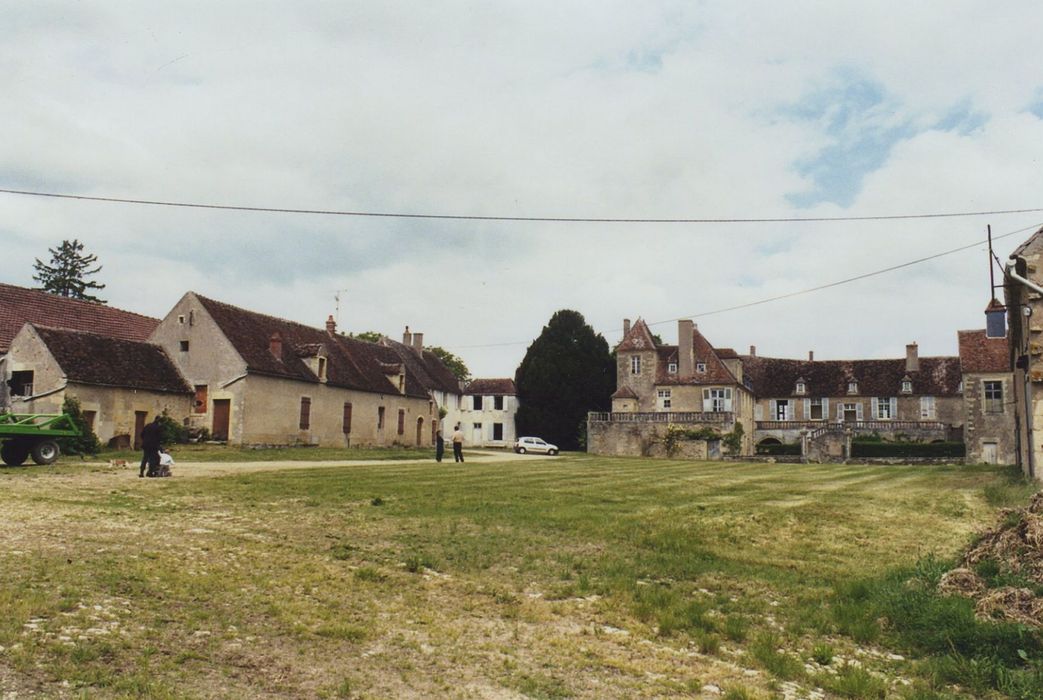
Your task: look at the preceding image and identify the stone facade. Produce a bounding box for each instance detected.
[1005,225,1043,479]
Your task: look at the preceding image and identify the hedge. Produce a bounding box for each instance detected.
[851,441,965,459]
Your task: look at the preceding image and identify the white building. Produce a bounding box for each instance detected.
[444,378,518,448]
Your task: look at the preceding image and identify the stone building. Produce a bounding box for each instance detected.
[1,283,158,410]
[379,328,463,427]
[446,378,518,448]
[1004,224,1043,480]
[5,324,192,446]
[149,292,442,447]
[958,329,1016,465]
[588,319,755,457]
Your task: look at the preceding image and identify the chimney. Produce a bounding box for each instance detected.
[749,345,756,357]
[678,319,694,376]
[412,332,424,353]
[906,343,919,372]
[808,350,814,361]
[269,332,283,359]
[623,318,631,336]
[325,315,336,334]
[402,325,412,345]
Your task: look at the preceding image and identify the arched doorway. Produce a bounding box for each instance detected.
[416,417,424,446]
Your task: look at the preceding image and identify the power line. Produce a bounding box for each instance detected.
[449,221,1043,349]
[1,186,1042,224]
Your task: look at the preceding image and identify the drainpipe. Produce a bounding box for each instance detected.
[1006,262,1038,479]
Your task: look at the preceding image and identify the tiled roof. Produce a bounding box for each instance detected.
[958,329,1010,373]
[381,338,462,395]
[611,385,638,400]
[0,283,158,353]
[465,378,516,396]
[715,347,739,359]
[1008,225,1043,260]
[31,325,191,394]
[740,354,963,398]
[656,327,738,386]
[616,319,657,352]
[195,295,428,398]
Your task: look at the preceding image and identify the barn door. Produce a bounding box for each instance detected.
[212,399,231,441]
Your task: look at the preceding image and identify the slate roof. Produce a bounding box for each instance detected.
[195,295,428,398]
[31,325,191,394]
[0,283,158,353]
[958,329,1010,373]
[465,378,516,396]
[381,338,462,395]
[740,354,963,398]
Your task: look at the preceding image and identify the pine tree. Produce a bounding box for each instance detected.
[32,239,107,303]
[514,310,615,451]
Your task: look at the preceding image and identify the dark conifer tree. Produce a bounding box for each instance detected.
[32,239,107,303]
[514,310,615,451]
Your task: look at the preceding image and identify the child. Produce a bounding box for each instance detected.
[156,448,175,477]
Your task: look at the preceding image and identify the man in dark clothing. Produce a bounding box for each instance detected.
[139,417,163,477]
[435,430,445,462]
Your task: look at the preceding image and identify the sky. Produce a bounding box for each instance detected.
[3,2,1043,378]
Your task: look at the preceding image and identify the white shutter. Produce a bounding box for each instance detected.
[890,397,897,419]
[871,397,878,419]
[803,399,810,420]
[822,398,829,420]
[754,404,763,421]
[838,402,845,421]
[724,389,733,412]
[703,389,712,412]
[856,403,864,421]
[769,399,777,419]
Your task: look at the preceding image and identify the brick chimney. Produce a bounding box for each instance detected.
[325,315,336,334]
[623,318,631,336]
[808,350,814,361]
[402,325,412,345]
[269,332,283,359]
[412,332,424,354]
[906,342,919,372]
[678,319,694,377]
[749,345,756,357]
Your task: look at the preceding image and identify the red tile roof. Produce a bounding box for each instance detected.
[958,329,1010,373]
[465,378,516,396]
[616,319,657,351]
[611,385,638,400]
[740,354,962,397]
[656,327,738,386]
[30,325,191,394]
[0,283,158,353]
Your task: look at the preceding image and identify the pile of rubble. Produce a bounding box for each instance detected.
[938,492,1043,627]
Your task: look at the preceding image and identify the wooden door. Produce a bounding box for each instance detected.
[416,417,423,446]
[983,442,998,465]
[212,399,231,441]
[133,411,147,450]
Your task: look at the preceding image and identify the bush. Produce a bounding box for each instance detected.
[58,396,101,456]
[850,441,965,459]
[156,410,189,445]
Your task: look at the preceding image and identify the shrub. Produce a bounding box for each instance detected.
[850,441,965,459]
[58,396,101,456]
[156,410,189,445]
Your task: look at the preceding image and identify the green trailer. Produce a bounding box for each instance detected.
[0,413,80,466]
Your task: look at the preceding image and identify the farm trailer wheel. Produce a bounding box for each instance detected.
[31,440,61,465]
[1,440,30,466]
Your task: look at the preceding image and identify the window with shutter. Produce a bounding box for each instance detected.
[299,397,311,430]
[343,402,353,434]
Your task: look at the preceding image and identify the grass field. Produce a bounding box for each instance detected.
[0,455,1037,699]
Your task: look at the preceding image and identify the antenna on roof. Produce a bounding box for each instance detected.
[333,289,349,327]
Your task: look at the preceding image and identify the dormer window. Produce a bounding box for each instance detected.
[795,380,806,395]
[847,381,859,395]
[668,362,677,374]
[901,379,912,394]
[317,357,327,382]
[696,362,707,373]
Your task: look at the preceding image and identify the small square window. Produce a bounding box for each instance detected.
[179,340,190,352]
[795,382,806,395]
[847,382,858,394]
[696,362,707,373]
[177,315,185,325]
[668,362,677,374]
[901,380,912,394]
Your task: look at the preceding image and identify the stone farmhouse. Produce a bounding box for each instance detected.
[589,315,1016,464]
[149,292,456,447]
[443,378,518,448]
[1004,224,1043,480]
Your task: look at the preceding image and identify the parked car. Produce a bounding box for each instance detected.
[513,436,558,455]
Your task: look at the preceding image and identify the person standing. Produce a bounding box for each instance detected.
[435,429,445,463]
[451,424,465,463]
[139,416,163,478]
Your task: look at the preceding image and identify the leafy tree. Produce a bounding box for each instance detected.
[428,346,471,382]
[514,310,615,451]
[351,331,384,343]
[58,396,101,457]
[32,239,107,303]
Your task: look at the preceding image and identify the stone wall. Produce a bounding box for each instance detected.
[586,420,719,459]
[963,372,1018,465]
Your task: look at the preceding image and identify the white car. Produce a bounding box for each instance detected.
[513,436,558,455]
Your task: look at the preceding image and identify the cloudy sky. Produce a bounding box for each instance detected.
[3,2,1043,377]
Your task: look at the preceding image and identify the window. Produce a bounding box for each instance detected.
[984,381,1004,413]
[774,399,790,420]
[842,403,859,422]
[317,357,327,381]
[473,395,483,410]
[809,398,824,420]
[657,389,672,409]
[397,409,406,435]
[177,314,185,324]
[875,397,895,420]
[299,397,311,430]
[703,388,732,412]
[342,402,353,434]
[494,395,504,410]
[668,362,677,374]
[9,370,33,397]
[179,340,190,352]
[81,410,96,431]
[696,362,707,373]
[901,379,912,394]
[920,396,935,419]
[493,423,503,441]
[378,406,385,430]
[795,381,806,395]
[194,385,208,414]
[847,381,858,394]
[631,356,641,374]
